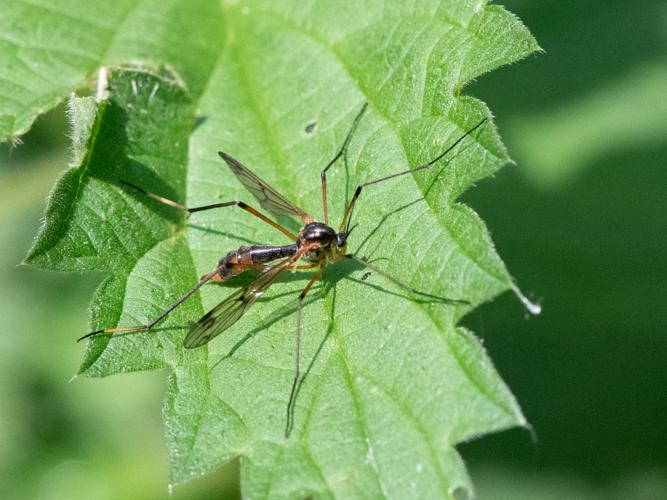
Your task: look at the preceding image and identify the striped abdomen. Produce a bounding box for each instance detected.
[215,244,298,280]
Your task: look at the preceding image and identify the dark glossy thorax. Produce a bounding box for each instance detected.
[300,222,337,262]
[301,222,336,245]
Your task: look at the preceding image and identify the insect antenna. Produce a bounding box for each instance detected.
[119,179,298,240]
[339,118,488,232]
[365,117,487,189]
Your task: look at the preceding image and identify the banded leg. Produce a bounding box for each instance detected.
[120,180,297,240]
[345,255,469,305]
[320,103,368,224]
[81,257,320,342]
[78,267,223,341]
[285,264,325,437]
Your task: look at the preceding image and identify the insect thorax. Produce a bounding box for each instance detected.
[301,222,336,243]
[304,247,326,262]
[300,222,337,262]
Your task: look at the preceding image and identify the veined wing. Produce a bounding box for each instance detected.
[218,151,312,222]
[183,252,302,348]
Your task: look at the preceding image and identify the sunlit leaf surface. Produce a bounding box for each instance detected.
[19,1,538,496]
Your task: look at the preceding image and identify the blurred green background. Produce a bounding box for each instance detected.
[1,1,665,498]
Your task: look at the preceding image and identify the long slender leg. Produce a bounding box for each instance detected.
[288,262,320,271]
[78,255,288,341]
[212,262,317,283]
[285,264,325,438]
[320,103,368,224]
[345,255,469,305]
[78,267,225,341]
[120,181,297,240]
[82,253,314,343]
[338,118,488,233]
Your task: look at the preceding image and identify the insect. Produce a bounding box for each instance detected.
[79,104,487,436]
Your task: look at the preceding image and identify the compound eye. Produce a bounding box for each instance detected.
[336,233,347,247]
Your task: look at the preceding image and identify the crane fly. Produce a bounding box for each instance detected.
[79,104,488,437]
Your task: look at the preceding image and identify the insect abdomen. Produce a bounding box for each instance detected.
[215,244,298,280]
[247,244,298,264]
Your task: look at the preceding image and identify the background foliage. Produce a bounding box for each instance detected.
[1,0,666,499]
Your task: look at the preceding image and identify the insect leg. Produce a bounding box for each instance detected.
[344,255,469,305]
[120,181,297,240]
[222,262,315,278]
[285,264,325,438]
[287,262,320,271]
[78,267,222,342]
[320,103,368,224]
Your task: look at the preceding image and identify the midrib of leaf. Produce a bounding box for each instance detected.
[96,0,138,64]
[229,30,299,203]
[329,321,451,496]
[334,344,392,496]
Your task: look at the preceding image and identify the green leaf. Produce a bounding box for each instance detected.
[20,1,539,497]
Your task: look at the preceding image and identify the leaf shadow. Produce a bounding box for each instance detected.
[205,249,451,436]
[83,99,185,225]
[285,284,337,437]
[120,159,185,224]
[208,285,322,372]
[194,115,207,131]
[352,197,423,257]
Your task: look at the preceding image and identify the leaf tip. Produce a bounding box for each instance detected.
[510,283,542,315]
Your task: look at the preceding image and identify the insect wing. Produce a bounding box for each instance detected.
[183,256,297,348]
[218,151,311,222]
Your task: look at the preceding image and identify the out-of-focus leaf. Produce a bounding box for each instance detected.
[507,63,667,188]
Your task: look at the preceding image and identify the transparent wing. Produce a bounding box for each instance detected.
[218,151,311,222]
[183,253,301,348]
